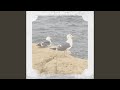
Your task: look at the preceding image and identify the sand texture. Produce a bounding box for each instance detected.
[32,43,88,75]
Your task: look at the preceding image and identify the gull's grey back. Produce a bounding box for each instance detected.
[57,43,70,51]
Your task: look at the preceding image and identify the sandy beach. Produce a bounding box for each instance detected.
[32,43,88,75]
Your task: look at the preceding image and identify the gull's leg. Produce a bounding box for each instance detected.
[66,50,68,56]
[55,48,58,57]
[64,50,67,57]
[64,51,66,57]
[65,49,69,57]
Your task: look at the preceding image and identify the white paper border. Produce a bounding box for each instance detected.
[26,11,94,79]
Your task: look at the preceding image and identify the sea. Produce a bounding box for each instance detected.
[32,16,88,60]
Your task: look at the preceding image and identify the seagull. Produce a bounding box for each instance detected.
[50,34,73,56]
[37,36,52,48]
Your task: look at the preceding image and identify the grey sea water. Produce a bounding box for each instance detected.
[32,16,88,60]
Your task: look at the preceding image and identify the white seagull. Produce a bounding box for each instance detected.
[37,36,52,48]
[50,34,73,56]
